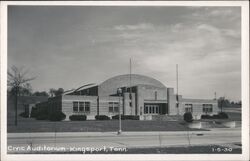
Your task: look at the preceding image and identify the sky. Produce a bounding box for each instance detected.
[8,6,241,101]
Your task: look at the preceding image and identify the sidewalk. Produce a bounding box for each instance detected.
[8,127,241,138]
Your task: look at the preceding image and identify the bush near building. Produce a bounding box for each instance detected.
[95,115,110,120]
[69,115,87,121]
[49,112,66,121]
[36,114,48,120]
[30,107,38,118]
[183,112,193,122]
[112,115,139,120]
[19,112,29,118]
[201,112,229,119]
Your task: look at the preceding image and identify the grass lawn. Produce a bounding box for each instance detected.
[8,117,205,133]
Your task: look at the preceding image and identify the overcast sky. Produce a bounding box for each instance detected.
[8,6,241,101]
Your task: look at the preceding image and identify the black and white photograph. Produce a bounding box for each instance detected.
[0,1,249,161]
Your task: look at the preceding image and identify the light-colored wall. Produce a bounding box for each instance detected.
[62,95,123,120]
[167,88,177,115]
[62,95,98,120]
[98,96,122,118]
[179,98,219,119]
[123,92,136,115]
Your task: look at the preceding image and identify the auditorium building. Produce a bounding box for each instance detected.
[36,74,219,120]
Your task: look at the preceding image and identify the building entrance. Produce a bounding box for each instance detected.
[144,103,168,115]
[144,104,159,114]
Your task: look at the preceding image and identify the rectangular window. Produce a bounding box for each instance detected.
[114,106,119,112]
[185,104,193,113]
[109,106,113,112]
[85,102,90,112]
[73,102,78,112]
[156,107,159,113]
[144,106,148,114]
[109,102,119,113]
[203,104,213,113]
[73,101,90,113]
[79,102,84,111]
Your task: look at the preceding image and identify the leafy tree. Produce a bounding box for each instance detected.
[49,88,64,97]
[33,91,49,97]
[19,83,33,96]
[7,66,35,126]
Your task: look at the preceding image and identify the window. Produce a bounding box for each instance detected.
[73,102,78,112]
[144,106,148,114]
[203,104,213,113]
[109,102,119,113]
[109,106,113,112]
[85,102,90,112]
[79,102,84,111]
[155,106,159,113]
[185,104,193,113]
[144,104,160,114]
[114,106,119,112]
[72,101,90,113]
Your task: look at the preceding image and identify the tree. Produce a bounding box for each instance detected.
[7,66,35,126]
[218,97,232,111]
[19,83,33,96]
[33,91,49,97]
[183,112,193,123]
[49,88,64,97]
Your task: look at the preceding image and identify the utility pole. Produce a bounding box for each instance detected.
[117,88,122,135]
[130,58,132,115]
[176,64,179,115]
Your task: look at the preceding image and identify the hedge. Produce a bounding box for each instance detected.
[49,112,66,121]
[69,115,87,121]
[201,112,229,119]
[36,114,48,120]
[19,112,29,118]
[183,112,193,122]
[95,115,110,120]
[112,115,139,120]
[30,107,38,118]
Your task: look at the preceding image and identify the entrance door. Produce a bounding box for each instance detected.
[144,104,160,114]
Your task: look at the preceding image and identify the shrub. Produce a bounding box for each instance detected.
[30,107,38,118]
[95,115,110,120]
[183,112,193,122]
[69,115,87,121]
[201,115,213,119]
[49,111,66,121]
[36,114,48,120]
[218,112,229,119]
[19,112,29,118]
[201,112,229,119]
[112,115,139,120]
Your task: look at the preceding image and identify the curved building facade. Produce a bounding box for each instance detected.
[38,74,219,120]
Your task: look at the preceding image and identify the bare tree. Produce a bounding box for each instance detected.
[8,66,35,126]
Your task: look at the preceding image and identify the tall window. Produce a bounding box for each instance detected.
[185,104,193,113]
[144,105,160,114]
[109,102,119,113]
[72,101,90,113]
[73,102,78,112]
